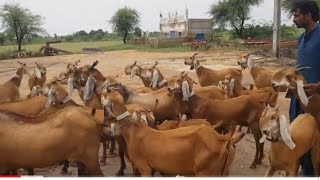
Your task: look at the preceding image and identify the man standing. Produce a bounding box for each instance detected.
[290,0,320,176]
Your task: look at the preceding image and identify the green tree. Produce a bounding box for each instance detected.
[208,0,263,38]
[0,33,6,45]
[0,3,45,51]
[282,0,320,12]
[134,27,142,37]
[109,6,140,44]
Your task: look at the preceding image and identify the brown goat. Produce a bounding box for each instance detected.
[271,66,320,127]
[169,74,269,169]
[238,53,286,92]
[259,106,320,176]
[125,60,178,90]
[223,75,279,107]
[101,88,245,176]
[0,62,28,104]
[0,106,103,176]
[28,62,47,91]
[184,53,242,87]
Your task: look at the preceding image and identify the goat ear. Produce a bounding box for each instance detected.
[153,61,159,68]
[83,76,96,101]
[133,60,137,66]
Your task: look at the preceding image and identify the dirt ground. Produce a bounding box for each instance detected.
[0,50,293,177]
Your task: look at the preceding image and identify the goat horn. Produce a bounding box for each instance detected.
[89,60,99,71]
[74,60,80,65]
[153,61,159,67]
[296,66,311,72]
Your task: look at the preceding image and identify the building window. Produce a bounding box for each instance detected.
[164,33,167,37]
[179,32,182,37]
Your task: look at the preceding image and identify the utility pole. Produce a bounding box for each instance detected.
[273,0,281,58]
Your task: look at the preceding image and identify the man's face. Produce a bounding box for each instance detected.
[293,9,308,28]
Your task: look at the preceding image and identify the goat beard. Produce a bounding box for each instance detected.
[151,70,159,88]
[67,78,74,96]
[296,80,309,106]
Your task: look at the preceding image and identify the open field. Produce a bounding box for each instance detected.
[0,50,293,177]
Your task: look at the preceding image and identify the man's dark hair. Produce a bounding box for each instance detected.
[291,1,320,22]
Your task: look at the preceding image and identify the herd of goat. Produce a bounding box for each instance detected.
[0,52,319,176]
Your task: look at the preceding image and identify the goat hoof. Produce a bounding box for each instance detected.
[116,170,125,176]
[61,170,68,175]
[250,164,256,169]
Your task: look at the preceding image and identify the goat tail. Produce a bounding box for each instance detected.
[227,121,236,141]
[91,108,96,117]
[220,121,236,176]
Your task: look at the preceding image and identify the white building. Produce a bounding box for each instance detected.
[159,9,213,41]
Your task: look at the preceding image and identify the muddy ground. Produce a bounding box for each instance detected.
[0,50,294,177]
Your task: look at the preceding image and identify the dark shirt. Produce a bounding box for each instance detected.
[290,24,320,121]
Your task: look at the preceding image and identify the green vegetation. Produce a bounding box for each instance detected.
[109,6,141,44]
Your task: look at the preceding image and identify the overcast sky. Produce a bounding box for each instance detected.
[0,0,293,36]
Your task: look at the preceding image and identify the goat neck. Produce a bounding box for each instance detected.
[7,67,25,87]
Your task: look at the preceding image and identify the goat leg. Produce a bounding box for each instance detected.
[100,140,107,166]
[250,125,262,169]
[61,160,69,174]
[77,162,89,177]
[264,167,276,177]
[26,168,34,175]
[108,138,117,157]
[116,136,127,176]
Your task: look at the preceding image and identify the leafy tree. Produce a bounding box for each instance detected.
[134,27,142,37]
[208,0,263,38]
[109,6,140,44]
[0,3,45,51]
[0,33,6,45]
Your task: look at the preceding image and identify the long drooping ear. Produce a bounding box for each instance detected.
[34,68,41,78]
[182,80,191,101]
[67,77,74,96]
[279,115,296,150]
[229,78,235,96]
[296,79,309,106]
[130,66,139,78]
[151,69,159,88]
[247,57,254,71]
[83,75,96,101]
[46,88,57,107]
